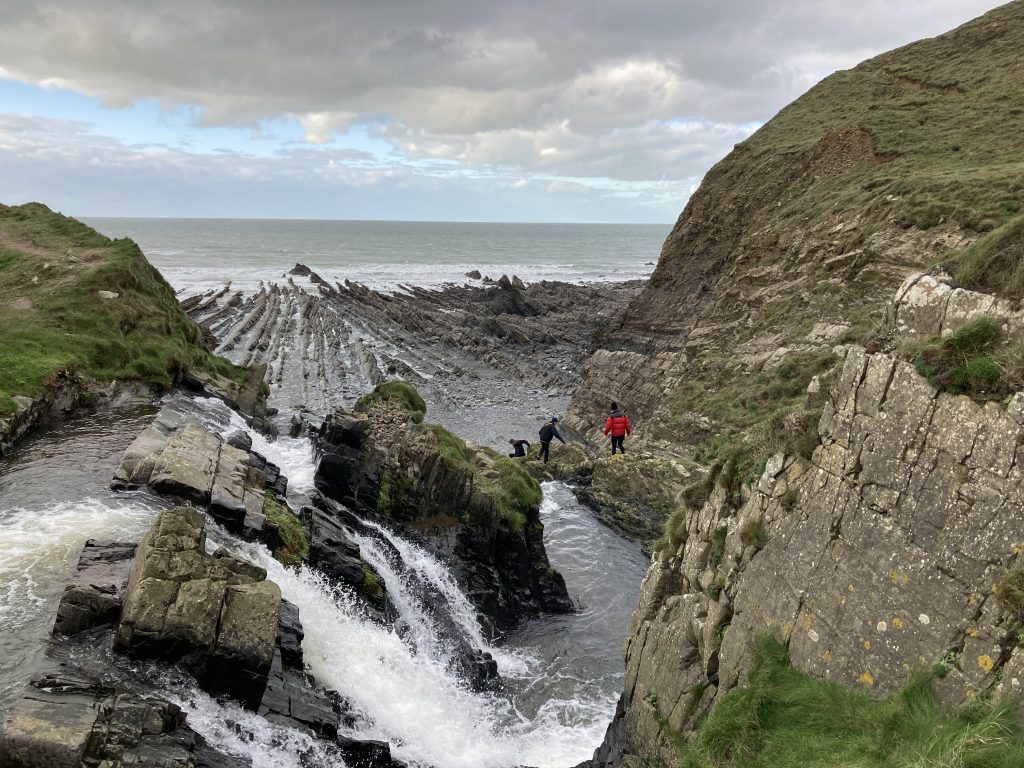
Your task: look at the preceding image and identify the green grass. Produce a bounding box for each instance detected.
[675,635,1024,768]
[356,380,427,422]
[0,203,243,416]
[655,507,691,554]
[901,316,1022,399]
[263,492,309,569]
[739,516,768,551]
[422,418,542,532]
[996,568,1024,623]
[954,213,1024,298]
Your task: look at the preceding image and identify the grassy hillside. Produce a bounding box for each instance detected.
[618,1,1024,479]
[728,0,1023,238]
[0,202,240,416]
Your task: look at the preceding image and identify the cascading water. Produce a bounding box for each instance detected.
[0,397,650,767]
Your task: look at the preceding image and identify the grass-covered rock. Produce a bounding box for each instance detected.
[672,636,1024,768]
[315,381,572,629]
[0,202,242,417]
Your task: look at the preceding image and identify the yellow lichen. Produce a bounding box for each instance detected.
[892,617,905,629]
[889,569,910,586]
[858,672,875,686]
[978,655,995,673]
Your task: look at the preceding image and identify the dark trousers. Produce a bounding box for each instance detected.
[540,440,551,463]
[611,435,625,455]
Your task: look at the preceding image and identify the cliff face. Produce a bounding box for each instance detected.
[594,277,1024,766]
[566,1,1024,446]
[580,3,1024,765]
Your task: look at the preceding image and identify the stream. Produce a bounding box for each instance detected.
[0,398,649,767]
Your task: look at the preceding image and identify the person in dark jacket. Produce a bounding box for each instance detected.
[538,417,565,464]
[508,438,531,458]
[604,401,631,455]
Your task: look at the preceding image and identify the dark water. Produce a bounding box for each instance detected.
[0,407,165,717]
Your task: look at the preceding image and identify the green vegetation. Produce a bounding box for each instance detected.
[671,349,833,502]
[674,635,1024,768]
[356,380,427,422]
[739,516,768,551]
[655,507,691,554]
[263,492,309,569]
[0,203,242,416]
[996,568,1024,623]
[360,562,384,602]
[901,316,1024,399]
[708,526,728,567]
[954,213,1024,299]
[728,3,1024,236]
[423,421,540,532]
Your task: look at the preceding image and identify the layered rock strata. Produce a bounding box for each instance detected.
[112,405,284,541]
[183,267,642,422]
[313,391,572,631]
[589,331,1024,766]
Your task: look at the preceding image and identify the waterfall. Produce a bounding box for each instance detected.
[0,397,647,768]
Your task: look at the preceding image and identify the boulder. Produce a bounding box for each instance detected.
[114,507,281,710]
[52,540,137,636]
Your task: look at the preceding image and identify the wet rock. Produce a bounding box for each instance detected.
[336,735,406,768]
[53,540,137,636]
[114,507,281,710]
[112,406,283,542]
[0,669,245,768]
[465,269,482,279]
[313,389,572,630]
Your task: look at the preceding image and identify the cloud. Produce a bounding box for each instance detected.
[0,0,1006,216]
[0,113,692,221]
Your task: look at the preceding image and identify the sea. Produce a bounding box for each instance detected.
[84,218,669,294]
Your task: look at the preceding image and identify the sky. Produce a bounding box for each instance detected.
[0,0,1008,223]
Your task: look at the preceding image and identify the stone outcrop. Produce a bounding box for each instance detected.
[112,405,284,542]
[892,270,1024,341]
[530,442,704,547]
[183,264,642,420]
[590,333,1024,766]
[313,387,572,631]
[52,539,137,637]
[114,507,281,710]
[0,668,246,768]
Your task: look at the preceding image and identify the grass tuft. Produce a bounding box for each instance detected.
[996,568,1024,622]
[955,213,1024,299]
[902,316,1017,398]
[674,634,1024,768]
[356,380,427,422]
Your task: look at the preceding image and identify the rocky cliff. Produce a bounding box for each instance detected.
[0,202,269,456]
[579,3,1024,765]
[566,1,1024,450]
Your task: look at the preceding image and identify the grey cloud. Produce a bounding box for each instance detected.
[0,0,1005,194]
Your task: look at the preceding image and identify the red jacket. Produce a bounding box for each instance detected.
[604,411,631,437]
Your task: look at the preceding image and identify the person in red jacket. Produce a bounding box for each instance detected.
[604,401,631,455]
